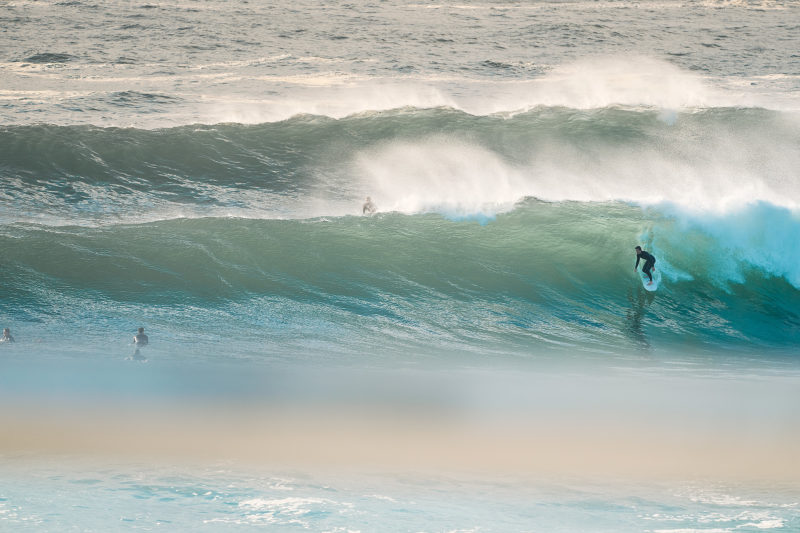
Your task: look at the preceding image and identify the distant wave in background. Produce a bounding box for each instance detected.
[3,44,800,127]
[2,105,799,224]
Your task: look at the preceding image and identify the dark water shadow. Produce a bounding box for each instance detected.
[626,286,655,352]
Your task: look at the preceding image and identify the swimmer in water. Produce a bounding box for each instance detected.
[132,327,148,360]
[1,328,14,343]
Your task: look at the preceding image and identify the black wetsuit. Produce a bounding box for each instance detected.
[635,250,656,281]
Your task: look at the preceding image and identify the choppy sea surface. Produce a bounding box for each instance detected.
[2,0,800,531]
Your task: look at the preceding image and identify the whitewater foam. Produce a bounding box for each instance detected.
[351,109,800,217]
[355,137,523,217]
[200,56,746,125]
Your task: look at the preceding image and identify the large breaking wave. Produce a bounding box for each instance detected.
[1,201,799,358]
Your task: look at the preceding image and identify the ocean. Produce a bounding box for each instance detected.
[1,0,800,531]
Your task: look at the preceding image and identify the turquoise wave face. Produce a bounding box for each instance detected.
[2,200,798,360]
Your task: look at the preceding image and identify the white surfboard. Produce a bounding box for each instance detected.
[639,267,661,291]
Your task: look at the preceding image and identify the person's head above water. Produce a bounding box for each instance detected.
[137,327,144,334]
[2,328,9,335]
[635,246,642,254]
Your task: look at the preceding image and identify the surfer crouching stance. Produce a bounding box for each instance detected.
[635,246,657,285]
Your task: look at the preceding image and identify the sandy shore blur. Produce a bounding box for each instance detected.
[2,403,798,481]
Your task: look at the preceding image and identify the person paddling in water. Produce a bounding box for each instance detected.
[635,246,657,285]
[362,196,376,215]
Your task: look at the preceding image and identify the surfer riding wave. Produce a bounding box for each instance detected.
[635,246,656,285]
